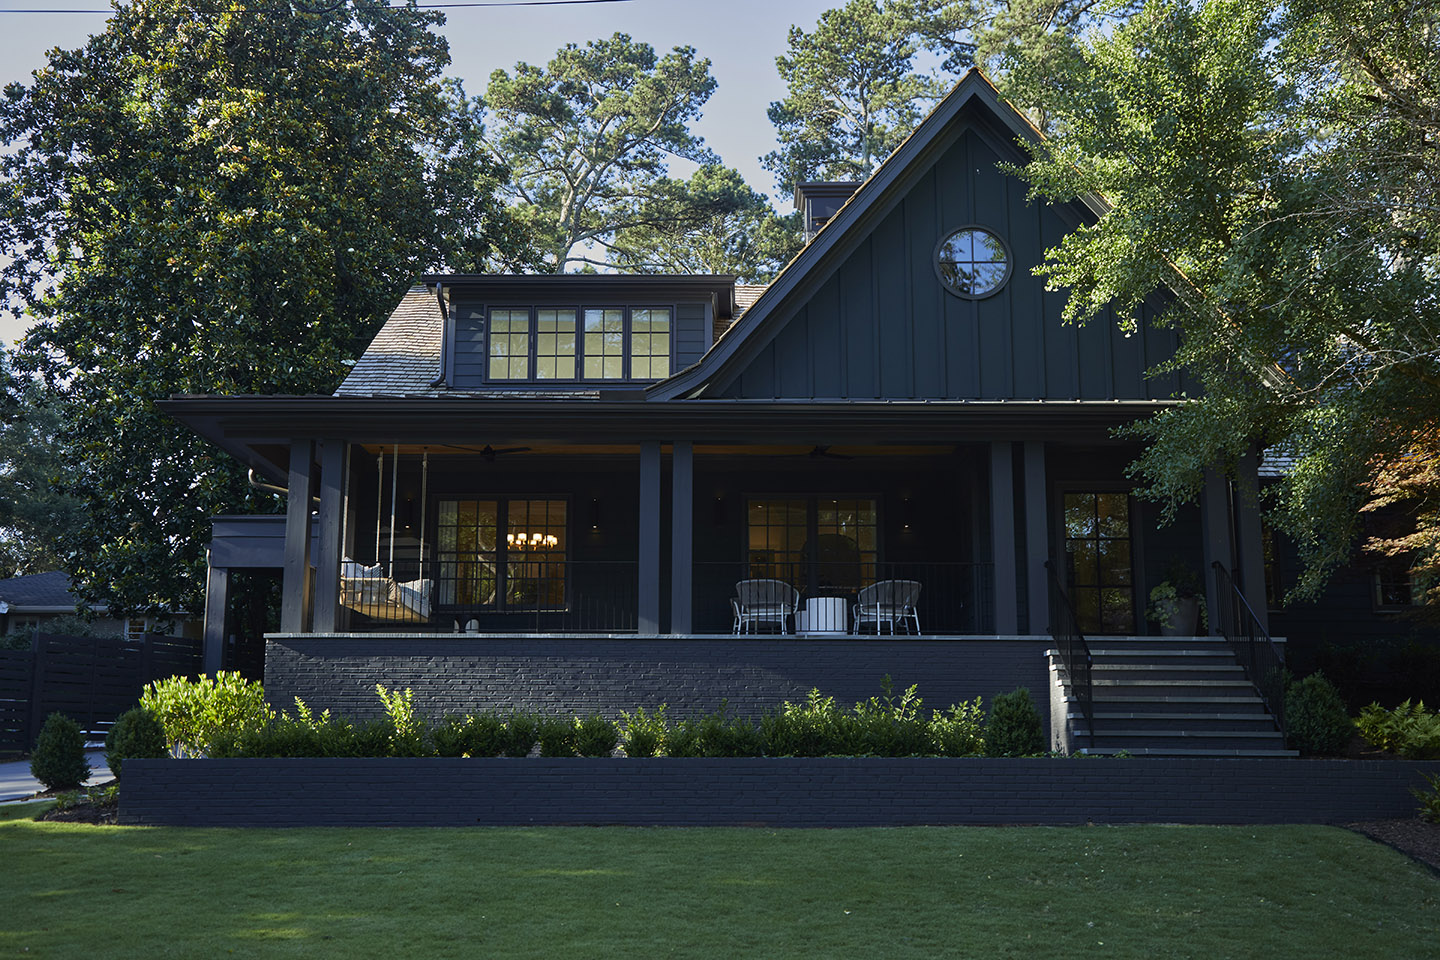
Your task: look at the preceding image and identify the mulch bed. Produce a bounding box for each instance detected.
[1346,819,1440,873]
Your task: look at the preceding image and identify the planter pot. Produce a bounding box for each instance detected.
[1155,597,1200,636]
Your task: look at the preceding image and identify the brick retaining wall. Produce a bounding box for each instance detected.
[264,635,1052,725]
[120,757,1440,827]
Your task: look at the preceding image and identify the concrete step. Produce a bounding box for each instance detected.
[1090,664,1246,681]
[1079,712,1280,733]
[1082,695,1271,715]
[1077,746,1300,758]
[1072,731,1289,751]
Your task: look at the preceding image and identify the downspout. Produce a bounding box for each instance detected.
[249,468,320,505]
[429,281,451,388]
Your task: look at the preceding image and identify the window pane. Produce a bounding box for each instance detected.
[437,499,498,606]
[748,499,807,586]
[629,307,671,381]
[488,310,530,380]
[583,308,625,379]
[506,499,567,609]
[535,309,576,380]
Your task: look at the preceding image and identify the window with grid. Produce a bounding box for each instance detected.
[535,309,577,380]
[629,308,671,379]
[1063,492,1135,634]
[437,499,567,610]
[583,308,625,379]
[487,309,530,380]
[747,497,878,594]
[747,499,807,587]
[814,499,878,593]
[505,500,567,609]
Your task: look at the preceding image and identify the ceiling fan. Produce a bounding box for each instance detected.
[444,443,532,461]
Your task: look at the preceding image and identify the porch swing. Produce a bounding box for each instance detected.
[340,446,434,623]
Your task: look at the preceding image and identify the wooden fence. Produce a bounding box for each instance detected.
[0,633,202,755]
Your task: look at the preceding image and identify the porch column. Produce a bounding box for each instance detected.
[638,440,662,633]
[281,439,314,633]
[990,441,1018,635]
[670,440,693,634]
[1234,448,1269,635]
[312,439,347,633]
[1199,466,1233,637]
[1023,441,1049,635]
[201,557,228,674]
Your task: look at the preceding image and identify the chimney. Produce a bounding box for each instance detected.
[795,181,862,242]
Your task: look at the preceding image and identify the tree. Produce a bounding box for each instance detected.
[762,0,946,193]
[609,165,804,282]
[0,350,82,578]
[993,0,1440,606]
[482,33,731,273]
[0,0,511,615]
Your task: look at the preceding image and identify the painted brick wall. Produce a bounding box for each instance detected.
[121,757,1440,828]
[264,635,1052,725]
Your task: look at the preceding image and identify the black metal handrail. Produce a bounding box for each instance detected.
[1211,562,1287,735]
[1045,560,1093,749]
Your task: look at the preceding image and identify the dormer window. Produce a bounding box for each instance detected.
[487,305,671,382]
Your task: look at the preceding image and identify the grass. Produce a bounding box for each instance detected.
[3,821,1437,958]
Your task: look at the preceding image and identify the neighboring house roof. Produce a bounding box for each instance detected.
[336,286,443,397]
[0,570,96,614]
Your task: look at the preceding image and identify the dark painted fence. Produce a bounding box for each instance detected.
[0,633,202,754]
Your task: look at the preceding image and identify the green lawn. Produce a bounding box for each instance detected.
[4,821,1437,958]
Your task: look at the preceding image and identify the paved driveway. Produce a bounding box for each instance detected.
[0,751,111,802]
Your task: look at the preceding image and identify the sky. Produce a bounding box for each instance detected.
[0,0,841,345]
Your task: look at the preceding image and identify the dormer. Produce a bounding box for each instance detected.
[426,274,737,391]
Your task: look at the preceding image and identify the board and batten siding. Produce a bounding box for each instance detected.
[716,128,1181,402]
[449,300,710,389]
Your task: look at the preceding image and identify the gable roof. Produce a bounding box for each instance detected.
[647,69,1103,402]
[0,570,90,613]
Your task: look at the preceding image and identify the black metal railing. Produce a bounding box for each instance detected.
[1212,561,1287,735]
[1046,559,1093,749]
[339,559,639,634]
[692,561,995,635]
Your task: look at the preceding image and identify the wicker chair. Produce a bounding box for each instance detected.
[733,579,800,634]
[853,579,922,635]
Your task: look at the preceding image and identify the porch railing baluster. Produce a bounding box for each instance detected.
[1211,562,1287,736]
[1045,560,1093,751]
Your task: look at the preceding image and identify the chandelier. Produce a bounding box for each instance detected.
[507,532,559,550]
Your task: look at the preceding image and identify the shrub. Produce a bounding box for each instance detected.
[928,699,986,757]
[104,707,167,778]
[1415,773,1440,824]
[984,688,1045,757]
[619,705,668,757]
[1356,700,1440,759]
[536,717,576,757]
[851,678,929,757]
[140,671,272,757]
[375,685,428,757]
[664,718,702,757]
[573,714,618,757]
[692,705,763,757]
[30,712,90,791]
[761,690,851,757]
[1284,673,1353,756]
[499,714,538,757]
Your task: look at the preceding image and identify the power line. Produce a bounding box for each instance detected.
[0,0,640,11]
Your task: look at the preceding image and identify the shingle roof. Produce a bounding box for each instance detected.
[717,284,769,341]
[0,570,80,609]
[335,287,442,397]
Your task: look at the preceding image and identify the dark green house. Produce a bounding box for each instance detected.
[167,70,1299,755]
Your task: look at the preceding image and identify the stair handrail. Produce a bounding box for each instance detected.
[1045,560,1094,750]
[1211,562,1287,736]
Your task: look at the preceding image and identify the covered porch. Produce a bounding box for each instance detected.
[170,397,1270,673]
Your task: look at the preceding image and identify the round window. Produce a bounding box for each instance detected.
[934,226,1011,299]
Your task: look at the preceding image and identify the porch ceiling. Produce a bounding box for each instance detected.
[161,395,1177,481]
